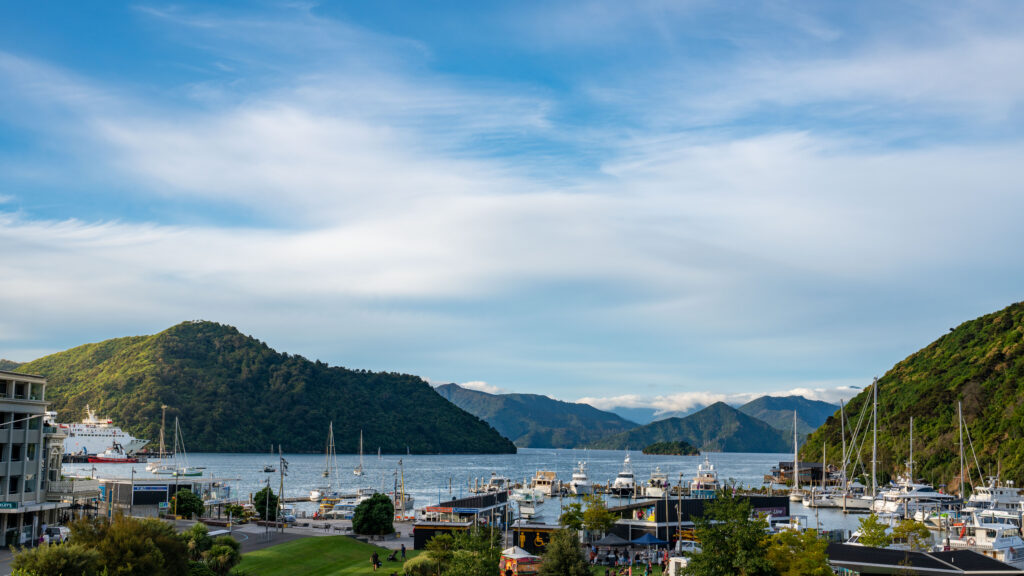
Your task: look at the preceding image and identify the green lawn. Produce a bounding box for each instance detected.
[236,536,419,576]
[236,536,666,576]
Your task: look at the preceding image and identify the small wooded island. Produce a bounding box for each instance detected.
[641,440,700,455]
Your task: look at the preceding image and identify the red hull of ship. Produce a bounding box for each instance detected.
[86,456,138,463]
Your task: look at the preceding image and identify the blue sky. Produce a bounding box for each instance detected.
[2,1,1024,414]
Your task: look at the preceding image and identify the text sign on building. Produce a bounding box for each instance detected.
[0,502,18,510]
[133,485,167,492]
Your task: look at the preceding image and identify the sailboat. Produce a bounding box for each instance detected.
[354,430,365,476]
[790,411,803,502]
[262,445,277,473]
[146,405,173,474]
[170,417,203,476]
[310,422,340,502]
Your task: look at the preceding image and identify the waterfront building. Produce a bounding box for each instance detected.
[608,495,791,545]
[412,491,509,549]
[0,370,73,546]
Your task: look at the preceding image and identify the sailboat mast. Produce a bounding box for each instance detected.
[793,410,799,492]
[872,377,878,498]
[159,405,167,458]
[840,399,847,488]
[909,416,914,481]
[959,402,965,497]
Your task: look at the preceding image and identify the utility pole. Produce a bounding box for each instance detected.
[278,445,287,534]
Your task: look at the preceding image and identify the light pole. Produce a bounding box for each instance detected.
[129,468,135,517]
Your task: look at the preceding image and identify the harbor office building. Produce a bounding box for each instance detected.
[412,492,509,549]
[608,495,791,544]
[0,370,73,546]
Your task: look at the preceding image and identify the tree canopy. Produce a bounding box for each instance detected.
[174,489,205,518]
[353,493,395,536]
[683,493,774,576]
[253,486,279,521]
[539,529,590,576]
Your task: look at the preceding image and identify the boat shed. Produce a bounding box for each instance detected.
[826,543,1024,575]
[608,495,790,544]
[412,491,509,549]
[96,476,238,518]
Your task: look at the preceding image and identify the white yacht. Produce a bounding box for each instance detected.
[476,472,512,494]
[642,467,670,498]
[55,406,150,456]
[568,461,592,496]
[964,478,1024,512]
[529,470,560,497]
[690,455,719,499]
[945,521,1024,568]
[871,476,959,516]
[610,453,636,497]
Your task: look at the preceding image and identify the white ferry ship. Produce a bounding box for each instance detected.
[49,405,150,456]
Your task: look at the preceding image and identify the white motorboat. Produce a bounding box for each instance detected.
[512,488,544,503]
[643,467,670,498]
[529,470,560,497]
[690,455,719,499]
[871,476,959,516]
[610,453,636,497]
[475,472,512,494]
[945,521,1024,568]
[568,461,592,496]
[965,478,1024,512]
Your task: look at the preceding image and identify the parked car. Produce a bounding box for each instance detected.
[43,525,70,543]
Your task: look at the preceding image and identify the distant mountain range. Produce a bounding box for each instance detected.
[14,321,516,454]
[435,383,636,448]
[737,395,838,435]
[588,402,794,452]
[0,359,22,371]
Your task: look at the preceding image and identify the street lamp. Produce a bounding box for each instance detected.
[130,468,135,517]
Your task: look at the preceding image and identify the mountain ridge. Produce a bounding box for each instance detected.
[16,321,516,454]
[436,383,636,448]
[588,402,793,452]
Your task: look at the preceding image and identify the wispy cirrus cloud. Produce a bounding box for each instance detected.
[2,2,1024,403]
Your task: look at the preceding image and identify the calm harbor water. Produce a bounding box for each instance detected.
[63,448,864,533]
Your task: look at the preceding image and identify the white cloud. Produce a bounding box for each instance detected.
[578,383,863,413]
[458,381,506,395]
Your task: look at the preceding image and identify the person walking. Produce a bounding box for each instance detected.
[401,543,406,560]
[371,551,379,572]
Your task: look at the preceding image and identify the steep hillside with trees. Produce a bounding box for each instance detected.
[803,301,1024,491]
[17,321,516,454]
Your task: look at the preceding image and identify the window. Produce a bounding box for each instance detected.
[26,445,36,461]
[23,475,34,494]
[0,380,8,396]
[9,475,19,494]
[10,445,21,461]
[12,414,24,430]
[14,382,26,399]
[27,416,39,430]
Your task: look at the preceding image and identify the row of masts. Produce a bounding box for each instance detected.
[794,376,986,499]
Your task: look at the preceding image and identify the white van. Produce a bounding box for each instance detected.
[43,526,70,544]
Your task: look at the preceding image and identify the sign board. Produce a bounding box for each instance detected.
[0,502,17,510]
[424,506,453,514]
[133,485,167,492]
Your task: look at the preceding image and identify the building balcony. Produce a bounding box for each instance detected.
[47,479,100,500]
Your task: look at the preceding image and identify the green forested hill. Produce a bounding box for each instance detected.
[17,321,516,454]
[435,383,636,448]
[803,301,1024,492]
[588,402,792,452]
[738,395,838,435]
[0,359,23,371]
